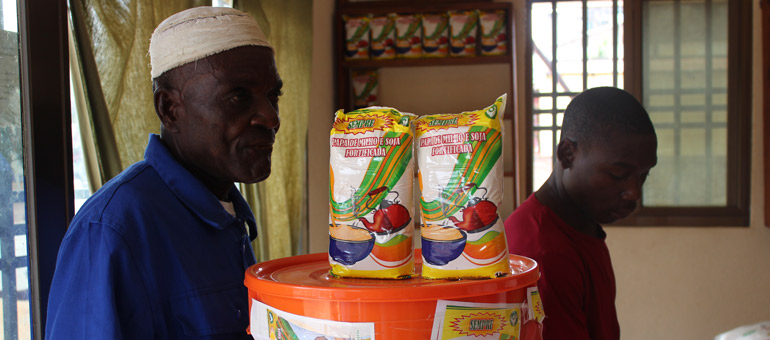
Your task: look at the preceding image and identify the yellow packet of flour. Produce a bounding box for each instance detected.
[480,9,507,56]
[370,14,396,60]
[415,94,511,280]
[351,70,379,109]
[343,15,370,60]
[422,12,449,58]
[329,107,416,279]
[395,14,422,58]
[449,10,478,57]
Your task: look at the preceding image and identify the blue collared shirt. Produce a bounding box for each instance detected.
[46,134,257,339]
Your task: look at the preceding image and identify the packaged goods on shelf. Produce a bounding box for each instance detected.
[480,9,507,56]
[422,12,449,58]
[370,14,397,60]
[449,10,479,57]
[343,15,370,60]
[395,14,422,58]
[351,70,379,109]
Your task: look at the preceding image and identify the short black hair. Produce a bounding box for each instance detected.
[561,87,656,145]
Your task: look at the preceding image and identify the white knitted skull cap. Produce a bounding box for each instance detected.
[149,6,272,79]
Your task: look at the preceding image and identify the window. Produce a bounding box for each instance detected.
[70,76,92,213]
[530,0,624,190]
[212,0,234,7]
[527,0,751,226]
[641,0,729,207]
[0,0,32,338]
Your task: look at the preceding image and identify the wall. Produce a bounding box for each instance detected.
[309,1,769,339]
[607,2,770,339]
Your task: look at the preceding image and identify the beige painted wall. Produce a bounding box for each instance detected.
[308,1,769,339]
[607,2,770,339]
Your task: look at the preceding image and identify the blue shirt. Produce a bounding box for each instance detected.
[46,134,257,339]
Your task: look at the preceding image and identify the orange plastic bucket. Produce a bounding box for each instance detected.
[245,249,540,339]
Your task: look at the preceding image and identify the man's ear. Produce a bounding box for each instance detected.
[556,138,577,169]
[154,88,182,133]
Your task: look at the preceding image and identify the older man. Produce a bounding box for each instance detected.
[46,7,281,339]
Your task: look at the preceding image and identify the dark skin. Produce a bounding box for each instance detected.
[153,46,283,201]
[535,130,657,237]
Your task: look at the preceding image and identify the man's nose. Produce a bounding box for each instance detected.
[621,176,642,201]
[250,101,280,132]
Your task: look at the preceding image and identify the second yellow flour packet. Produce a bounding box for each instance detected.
[415,94,511,279]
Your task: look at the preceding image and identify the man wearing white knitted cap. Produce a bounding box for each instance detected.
[46,7,280,339]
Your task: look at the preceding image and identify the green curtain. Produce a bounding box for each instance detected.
[69,0,311,261]
[237,0,311,261]
[69,0,209,181]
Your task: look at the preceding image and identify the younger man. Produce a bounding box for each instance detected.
[505,87,657,340]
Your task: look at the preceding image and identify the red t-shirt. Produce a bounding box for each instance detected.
[505,194,619,340]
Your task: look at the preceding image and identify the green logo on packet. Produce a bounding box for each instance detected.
[485,105,498,119]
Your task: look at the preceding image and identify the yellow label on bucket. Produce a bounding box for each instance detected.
[527,287,545,324]
[432,300,521,340]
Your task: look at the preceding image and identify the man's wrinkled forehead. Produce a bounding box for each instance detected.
[149,6,272,80]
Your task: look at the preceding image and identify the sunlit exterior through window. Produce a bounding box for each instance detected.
[531,0,624,191]
[0,0,32,338]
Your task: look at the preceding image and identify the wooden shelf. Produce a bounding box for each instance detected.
[334,1,514,113]
[337,1,505,15]
[340,55,511,69]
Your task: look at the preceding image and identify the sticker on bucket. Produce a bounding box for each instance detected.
[526,287,545,324]
[250,300,375,340]
[431,300,522,340]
